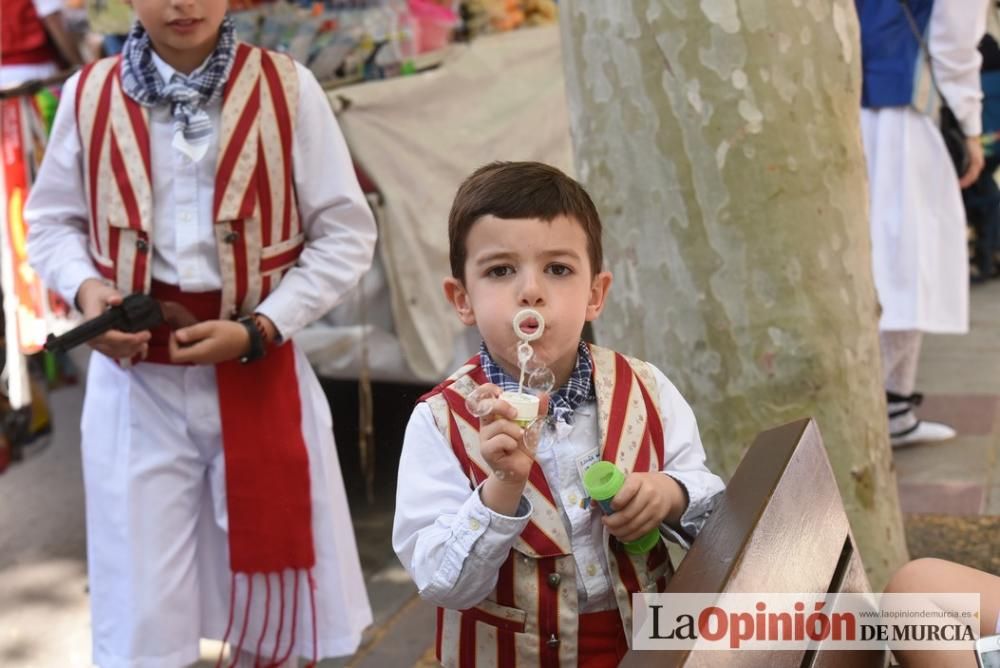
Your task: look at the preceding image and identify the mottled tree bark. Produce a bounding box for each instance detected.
[560,0,907,588]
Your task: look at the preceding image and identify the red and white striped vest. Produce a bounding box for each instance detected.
[73,44,304,319]
[421,344,674,667]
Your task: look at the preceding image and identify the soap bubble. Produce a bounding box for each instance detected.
[517,341,534,368]
[465,384,500,418]
[525,366,556,396]
[522,416,550,455]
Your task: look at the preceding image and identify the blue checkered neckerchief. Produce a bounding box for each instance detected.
[479,340,595,422]
[120,16,236,161]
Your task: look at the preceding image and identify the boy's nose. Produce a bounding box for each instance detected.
[518,275,545,306]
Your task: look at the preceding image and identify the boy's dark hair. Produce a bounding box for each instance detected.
[448,161,603,281]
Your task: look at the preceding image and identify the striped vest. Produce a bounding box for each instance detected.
[73,44,304,319]
[421,344,674,667]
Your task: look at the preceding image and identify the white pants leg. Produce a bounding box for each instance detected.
[82,345,372,668]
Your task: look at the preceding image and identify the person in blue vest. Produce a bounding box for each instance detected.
[964,34,1000,284]
[857,0,988,447]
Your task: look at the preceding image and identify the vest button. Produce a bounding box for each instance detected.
[135,238,149,253]
[224,231,240,244]
[547,573,561,589]
[546,634,560,649]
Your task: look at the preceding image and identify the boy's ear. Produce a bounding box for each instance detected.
[443,277,476,326]
[585,270,613,321]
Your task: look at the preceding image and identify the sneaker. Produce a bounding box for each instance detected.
[890,420,957,448]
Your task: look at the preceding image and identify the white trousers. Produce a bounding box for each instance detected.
[80,346,372,668]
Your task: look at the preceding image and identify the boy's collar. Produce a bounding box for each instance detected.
[149,48,215,83]
[478,340,595,421]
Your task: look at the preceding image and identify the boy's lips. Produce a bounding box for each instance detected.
[518,318,540,335]
[167,18,204,32]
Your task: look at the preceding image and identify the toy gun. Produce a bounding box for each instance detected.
[43,294,164,353]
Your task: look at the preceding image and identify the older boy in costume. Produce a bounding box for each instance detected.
[393,162,725,667]
[25,0,374,664]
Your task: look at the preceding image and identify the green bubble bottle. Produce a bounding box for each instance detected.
[582,461,661,555]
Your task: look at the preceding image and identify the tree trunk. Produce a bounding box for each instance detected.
[560,0,907,588]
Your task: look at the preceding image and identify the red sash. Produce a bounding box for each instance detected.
[146,281,318,666]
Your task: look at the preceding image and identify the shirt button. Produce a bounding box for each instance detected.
[179,211,192,222]
[135,238,149,253]
[546,634,560,649]
[469,518,481,531]
[224,231,240,244]
[586,564,598,577]
[546,573,561,589]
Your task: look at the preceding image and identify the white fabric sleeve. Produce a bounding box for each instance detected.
[25,72,104,306]
[392,402,533,610]
[254,63,376,339]
[649,365,725,549]
[928,0,989,136]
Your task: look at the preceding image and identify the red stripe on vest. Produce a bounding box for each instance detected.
[213,79,261,219]
[132,232,148,295]
[460,606,526,634]
[223,44,252,104]
[527,463,558,509]
[260,243,303,274]
[602,355,633,466]
[230,220,249,309]
[636,373,664,469]
[496,558,517,666]
[74,61,94,130]
[256,142,272,246]
[536,558,560,667]
[459,612,477,668]
[436,607,445,663]
[88,72,116,256]
[520,522,565,559]
[108,227,121,281]
[443,386,482,431]
[445,410,488,488]
[259,53,294,240]
[646,540,668,572]
[109,132,143,232]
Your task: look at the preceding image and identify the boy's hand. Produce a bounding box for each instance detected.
[602,472,687,543]
[478,388,546,516]
[959,136,985,189]
[76,278,151,360]
[480,395,535,481]
[168,319,250,365]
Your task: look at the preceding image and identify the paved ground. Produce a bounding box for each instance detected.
[2,282,999,667]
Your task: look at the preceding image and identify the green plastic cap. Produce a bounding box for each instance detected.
[582,461,625,502]
[624,529,662,555]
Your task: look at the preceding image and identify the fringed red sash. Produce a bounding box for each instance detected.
[146,282,318,667]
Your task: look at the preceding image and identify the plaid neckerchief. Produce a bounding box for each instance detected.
[120,16,236,162]
[479,340,595,422]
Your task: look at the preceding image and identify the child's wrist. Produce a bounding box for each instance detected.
[481,475,527,516]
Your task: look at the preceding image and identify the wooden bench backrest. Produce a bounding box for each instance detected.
[622,418,887,667]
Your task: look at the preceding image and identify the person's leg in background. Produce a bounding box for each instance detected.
[881,330,956,447]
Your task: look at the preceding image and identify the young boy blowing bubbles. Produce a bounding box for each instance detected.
[25,0,376,665]
[392,162,725,667]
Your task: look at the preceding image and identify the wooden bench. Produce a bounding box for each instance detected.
[622,418,888,667]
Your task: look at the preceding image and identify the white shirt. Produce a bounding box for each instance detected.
[392,364,725,613]
[25,54,376,339]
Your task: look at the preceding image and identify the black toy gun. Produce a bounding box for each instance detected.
[43,293,164,353]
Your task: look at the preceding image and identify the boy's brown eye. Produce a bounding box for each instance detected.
[548,264,572,276]
[487,266,513,278]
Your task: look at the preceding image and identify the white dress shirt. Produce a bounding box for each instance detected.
[25,53,376,339]
[392,364,725,613]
